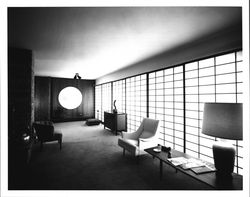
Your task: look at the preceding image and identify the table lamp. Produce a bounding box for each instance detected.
[202,103,242,176]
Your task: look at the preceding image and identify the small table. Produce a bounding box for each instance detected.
[144,147,242,190]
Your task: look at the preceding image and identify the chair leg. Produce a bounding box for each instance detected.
[40,141,43,151]
[136,156,140,164]
[59,139,62,150]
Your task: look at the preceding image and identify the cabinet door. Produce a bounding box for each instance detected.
[117,114,126,131]
[104,112,115,130]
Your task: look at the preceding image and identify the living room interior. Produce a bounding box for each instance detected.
[3,4,250,197]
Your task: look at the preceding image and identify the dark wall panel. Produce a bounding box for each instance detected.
[82,80,95,118]
[35,76,95,122]
[35,77,51,121]
[8,47,34,138]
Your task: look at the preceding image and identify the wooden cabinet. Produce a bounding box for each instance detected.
[104,111,127,135]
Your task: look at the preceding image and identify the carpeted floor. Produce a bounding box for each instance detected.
[9,121,212,190]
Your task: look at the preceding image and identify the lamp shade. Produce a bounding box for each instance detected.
[202,103,242,140]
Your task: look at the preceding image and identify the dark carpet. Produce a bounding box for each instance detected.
[9,121,212,190]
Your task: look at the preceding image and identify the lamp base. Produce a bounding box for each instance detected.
[213,141,235,176]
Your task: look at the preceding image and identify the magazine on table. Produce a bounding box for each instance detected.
[180,158,205,169]
[168,157,205,169]
[167,157,216,174]
[167,157,189,166]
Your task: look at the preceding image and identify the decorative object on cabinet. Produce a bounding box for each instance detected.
[113,100,117,113]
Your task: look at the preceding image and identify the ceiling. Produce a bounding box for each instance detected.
[8,7,242,79]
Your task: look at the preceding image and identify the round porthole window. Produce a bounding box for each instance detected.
[58,86,82,109]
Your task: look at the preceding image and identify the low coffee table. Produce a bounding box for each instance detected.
[144,146,242,190]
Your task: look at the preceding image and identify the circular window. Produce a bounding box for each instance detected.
[58,86,82,109]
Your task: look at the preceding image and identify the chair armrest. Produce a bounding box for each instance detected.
[139,136,156,142]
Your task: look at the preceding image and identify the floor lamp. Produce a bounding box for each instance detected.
[202,103,243,177]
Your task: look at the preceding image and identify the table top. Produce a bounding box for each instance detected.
[145,146,243,190]
[104,111,126,115]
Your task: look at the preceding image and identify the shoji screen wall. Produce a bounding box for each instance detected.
[95,50,243,174]
[184,51,243,173]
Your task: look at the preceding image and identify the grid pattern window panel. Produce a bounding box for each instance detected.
[149,71,164,145]
[185,51,243,174]
[101,83,112,122]
[112,80,126,113]
[126,74,147,133]
[215,51,243,174]
[95,85,102,120]
[149,66,184,151]
[236,51,243,175]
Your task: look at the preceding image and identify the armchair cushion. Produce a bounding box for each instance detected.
[122,131,140,140]
[139,130,154,139]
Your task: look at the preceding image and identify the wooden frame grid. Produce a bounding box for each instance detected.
[126,74,147,133]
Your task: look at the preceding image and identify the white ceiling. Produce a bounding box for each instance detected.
[8,7,242,79]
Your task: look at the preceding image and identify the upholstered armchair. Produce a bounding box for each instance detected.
[118,118,159,157]
[33,121,62,150]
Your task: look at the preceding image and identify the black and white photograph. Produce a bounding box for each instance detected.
[1,0,249,197]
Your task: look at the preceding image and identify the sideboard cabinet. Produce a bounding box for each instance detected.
[104,111,127,135]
